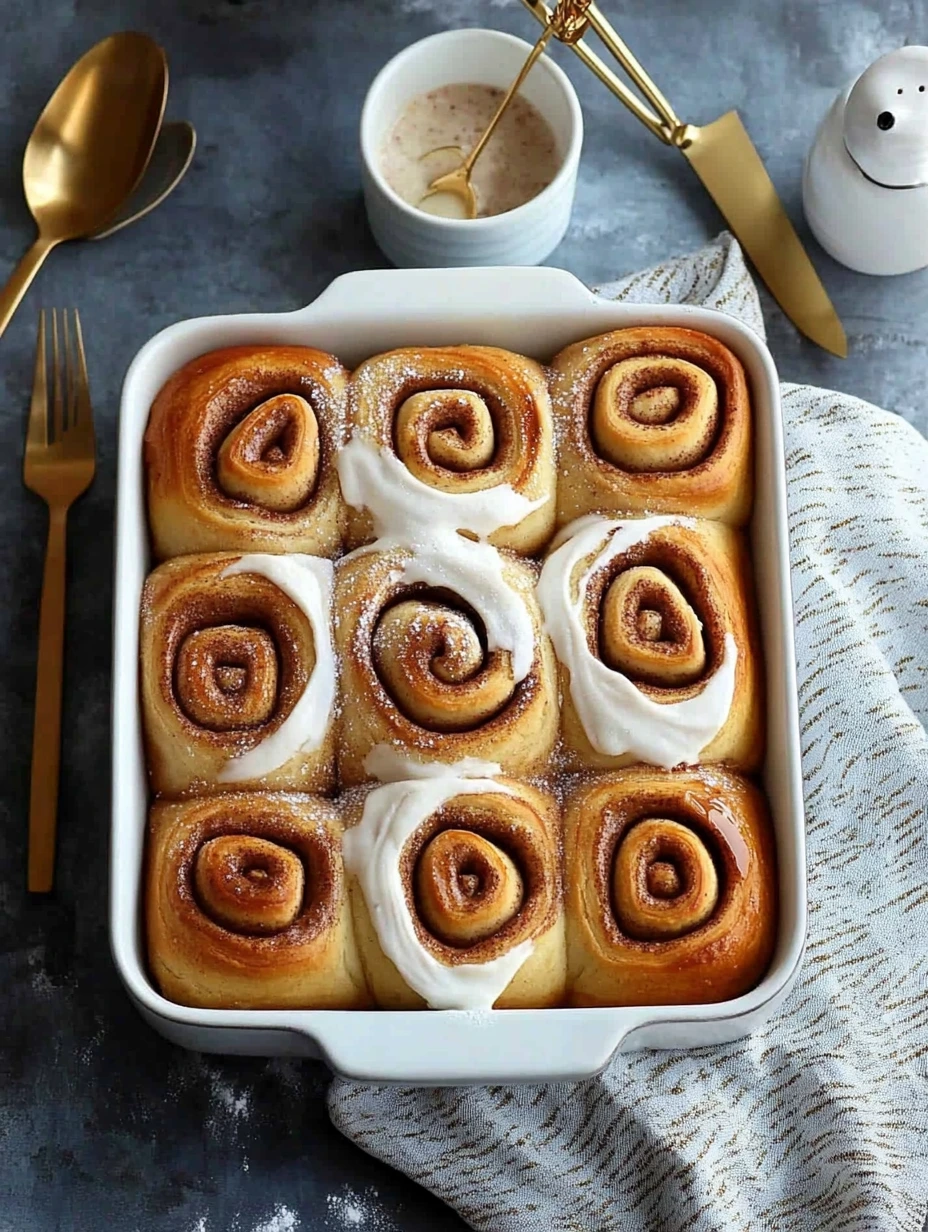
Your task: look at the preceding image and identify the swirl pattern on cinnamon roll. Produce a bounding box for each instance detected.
[537,515,763,770]
[342,776,565,1009]
[140,552,337,796]
[145,346,348,559]
[563,767,776,1005]
[334,538,558,785]
[147,793,370,1008]
[550,327,752,527]
[336,345,555,553]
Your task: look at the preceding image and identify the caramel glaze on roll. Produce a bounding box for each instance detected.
[147,792,370,1009]
[342,777,566,1009]
[339,345,556,554]
[563,767,776,1006]
[145,346,348,559]
[537,516,763,772]
[333,541,559,786]
[550,327,753,527]
[140,552,337,797]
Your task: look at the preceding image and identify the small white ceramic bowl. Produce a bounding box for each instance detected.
[360,28,584,268]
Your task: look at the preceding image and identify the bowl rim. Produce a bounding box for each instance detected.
[359,27,584,232]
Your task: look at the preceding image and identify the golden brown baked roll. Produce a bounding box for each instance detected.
[342,775,565,1009]
[147,792,370,1009]
[563,766,776,1006]
[336,345,555,554]
[550,327,752,527]
[140,552,337,796]
[145,346,348,559]
[537,514,763,771]
[333,539,559,785]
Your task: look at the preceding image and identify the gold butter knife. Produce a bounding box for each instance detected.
[521,0,847,358]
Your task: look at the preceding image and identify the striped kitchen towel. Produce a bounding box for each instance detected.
[328,233,928,1232]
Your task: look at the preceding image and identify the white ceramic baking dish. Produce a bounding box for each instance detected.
[111,267,806,1084]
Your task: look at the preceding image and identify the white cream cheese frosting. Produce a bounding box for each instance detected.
[536,515,737,767]
[336,436,547,543]
[217,554,337,783]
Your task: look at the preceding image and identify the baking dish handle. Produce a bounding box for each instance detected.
[292,265,602,325]
[306,1008,651,1085]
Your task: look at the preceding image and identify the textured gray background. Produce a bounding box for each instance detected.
[0,2,925,1230]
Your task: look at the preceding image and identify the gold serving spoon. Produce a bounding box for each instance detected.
[0,32,168,342]
[419,0,592,218]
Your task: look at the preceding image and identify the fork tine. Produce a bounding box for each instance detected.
[70,310,93,434]
[51,309,63,441]
[63,311,77,432]
[25,310,48,451]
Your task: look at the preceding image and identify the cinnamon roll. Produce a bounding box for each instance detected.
[342,775,565,1009]
[140,552,337,796]
[333,538,559,785]
[336,345,555,553]
[563,767,776,1005]
[537,515,762,771]
[145,346,348,559]
[550,327,752,527]
[147,792,370,1008]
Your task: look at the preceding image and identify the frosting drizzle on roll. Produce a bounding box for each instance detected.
[217,554,337,783]
[336,436,547,543]
[396,535,536,684]
[338,344,556,553]
[342,777,535,1010]
[537,515,737,767]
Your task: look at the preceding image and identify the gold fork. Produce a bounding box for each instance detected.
[23,309,96,892]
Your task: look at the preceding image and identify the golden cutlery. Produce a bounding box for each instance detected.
[23,310,96,893]
[420,0,591,217]
[519,0,847,358]
[91,120,197,241]
[0,33,168,344]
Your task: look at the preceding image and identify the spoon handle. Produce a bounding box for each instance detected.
[0,237,55,343]
[463,25,556,174]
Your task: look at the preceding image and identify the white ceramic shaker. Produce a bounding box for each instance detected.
[803,45,928,275]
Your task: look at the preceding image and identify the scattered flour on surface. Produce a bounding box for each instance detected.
[25,947,57,998]
[78,1017,107,1065]
[208,1070,252,1125]
[251,1205,300,1232]
[326,1186,396,1230]
[31,967,56,996]
[189,1219,208,1232]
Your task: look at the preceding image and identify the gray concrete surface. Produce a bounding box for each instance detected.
[1,1,925,1229]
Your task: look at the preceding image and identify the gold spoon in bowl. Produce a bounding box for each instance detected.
[0,32,168,341]
[418,0,592,219]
